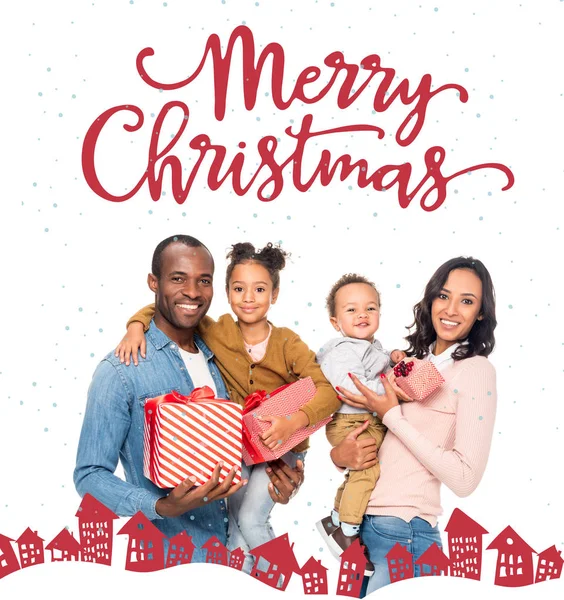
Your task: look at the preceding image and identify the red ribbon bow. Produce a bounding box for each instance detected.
[243,390,268,414]
[241,389,271,464]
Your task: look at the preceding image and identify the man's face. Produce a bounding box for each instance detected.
[148,243,214,334]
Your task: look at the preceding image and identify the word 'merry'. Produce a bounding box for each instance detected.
[82,26,514,211]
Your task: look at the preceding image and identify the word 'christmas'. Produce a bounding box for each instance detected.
[82,26,514,210]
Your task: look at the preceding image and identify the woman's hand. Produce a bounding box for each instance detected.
[386,372,414,402]
[260,411,308,449]
[115,322,146,366]
[337,373,400,419]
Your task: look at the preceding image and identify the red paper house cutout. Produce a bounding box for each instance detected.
[487,525,536,587]
[300,556,328,595]
[76,494,118,565]
[117,511,167,572]
[17,528,44,568]
[535,545,563,583]
[202,535,229,566]
[444,508,488,580]
[46,528,81,562]
[0,534,20,580]
[228,547,245,571]
[415,542,452,576]
[249,533,301,591]
[336,538,367,597]
[166,531,195,568]
[386,542,414,584]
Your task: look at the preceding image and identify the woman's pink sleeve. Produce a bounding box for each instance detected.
[382,358,497,497]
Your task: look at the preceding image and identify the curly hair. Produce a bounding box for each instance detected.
[405,257,496,361]
[225,242,289,289]
[326,274,380,317]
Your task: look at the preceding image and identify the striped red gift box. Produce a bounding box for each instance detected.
[143,387,243,488]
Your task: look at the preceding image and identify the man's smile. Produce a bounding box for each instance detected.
[176,302,201,312]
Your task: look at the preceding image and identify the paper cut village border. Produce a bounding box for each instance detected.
[0,496,561,597]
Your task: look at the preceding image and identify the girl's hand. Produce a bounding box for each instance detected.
[337,373,400,419]
[115,322,146,366]
[260,411,309,450]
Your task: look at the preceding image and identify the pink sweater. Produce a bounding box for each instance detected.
[366,355,497,526]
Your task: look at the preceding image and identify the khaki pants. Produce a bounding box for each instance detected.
[325,412,386,525]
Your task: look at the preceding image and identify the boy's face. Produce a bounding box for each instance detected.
[330,282,380,342]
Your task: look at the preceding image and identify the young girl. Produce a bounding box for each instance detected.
[116,242,340,573]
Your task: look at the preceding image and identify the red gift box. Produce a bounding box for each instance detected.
[391,358,445,401]
[241,377,332,466]
[143,386,243,488]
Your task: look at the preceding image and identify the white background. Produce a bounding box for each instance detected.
[1,1,563,598]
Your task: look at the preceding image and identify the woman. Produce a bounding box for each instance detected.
[332,256,498,594]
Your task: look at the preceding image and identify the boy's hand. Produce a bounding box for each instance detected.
[115,322,146,366]
[260,411,309,450]
[390,350,407,364]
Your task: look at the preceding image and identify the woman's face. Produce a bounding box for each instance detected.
[431,268,483,354]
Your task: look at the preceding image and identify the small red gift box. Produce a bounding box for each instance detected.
[241,377,332,466]
[143,386,243,488]
[391,359,445,401]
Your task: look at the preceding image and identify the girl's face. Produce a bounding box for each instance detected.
[227,262,279,325]
[431,268,483,354]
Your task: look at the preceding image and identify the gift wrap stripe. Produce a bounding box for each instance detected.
[177,404,242,455]
[152,431,242,487]
[159,405,242,466]
[146,401,242,487]
[156,414,241,472]
[157,419,238,474]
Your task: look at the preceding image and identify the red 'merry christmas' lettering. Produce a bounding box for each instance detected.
[81,26,514,210]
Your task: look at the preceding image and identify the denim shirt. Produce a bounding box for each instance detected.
[74,321,230,561]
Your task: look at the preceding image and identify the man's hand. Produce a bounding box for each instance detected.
[265,459,304,505]
[155,463,247,518]
[330,420,378,470]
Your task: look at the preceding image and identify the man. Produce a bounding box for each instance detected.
[74,235,302,562]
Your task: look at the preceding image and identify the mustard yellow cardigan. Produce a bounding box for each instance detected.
[129,306,341,451]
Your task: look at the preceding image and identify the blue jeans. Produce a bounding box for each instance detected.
[227,450,306,574]
[361,515,443,596]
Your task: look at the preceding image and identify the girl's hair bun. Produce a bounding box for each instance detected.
[225,242,290,289]
[255,242,288,272]
[227,242,256,262]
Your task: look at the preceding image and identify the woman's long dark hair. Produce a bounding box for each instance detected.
[405,257,496,361]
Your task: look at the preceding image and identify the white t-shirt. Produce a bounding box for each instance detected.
[178,347,218,395]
